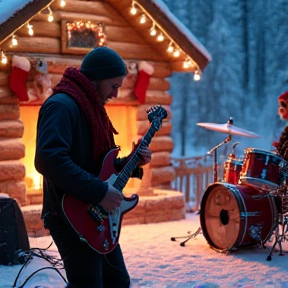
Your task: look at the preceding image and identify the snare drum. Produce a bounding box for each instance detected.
[239,148,283,190]
[223,158,243,184]
[200,182,277,252]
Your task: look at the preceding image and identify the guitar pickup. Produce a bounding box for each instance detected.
[89,205,109,223]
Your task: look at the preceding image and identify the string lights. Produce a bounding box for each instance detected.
[1,50,7,64]
[130,1,202,80]
[0,0,202,81]
[47,7,54,22]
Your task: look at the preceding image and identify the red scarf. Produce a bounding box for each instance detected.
[53,67,118,162]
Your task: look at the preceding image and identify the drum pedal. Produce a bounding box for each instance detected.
[171,227,202,247]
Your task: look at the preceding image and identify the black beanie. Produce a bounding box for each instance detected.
[80,47,127,81]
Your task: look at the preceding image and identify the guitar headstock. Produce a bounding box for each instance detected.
[146,105,168,131]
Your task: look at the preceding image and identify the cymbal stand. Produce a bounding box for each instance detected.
[267,212,288,261]
[171,135,232,247]
[208,134,232,182]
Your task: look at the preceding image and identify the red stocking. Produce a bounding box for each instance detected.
[134,61,154,104]
[9,56,30,102]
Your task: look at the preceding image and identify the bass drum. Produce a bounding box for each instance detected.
[200,182,277,252]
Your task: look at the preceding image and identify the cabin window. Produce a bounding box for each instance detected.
[61,20,106,54]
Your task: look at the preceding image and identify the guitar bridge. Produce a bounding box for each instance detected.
[89,205,109,223]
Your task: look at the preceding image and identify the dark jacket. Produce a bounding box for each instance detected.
[35,93,109,218]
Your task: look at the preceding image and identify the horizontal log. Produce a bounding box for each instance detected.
[47,58,82,74]
[149,77,170,91]
[0,71,9,86]
[0,86,13,99]
[0,160,25,182]
[145,90,172,105]
[150,151,171,167]
[137,120,172,136]
[54,11,128,27]
[0,139,25,161]
[50,1,128,26]
[106,41,167,61]
[151,166,175,186]
[0,120,24,138]
[0,104,20,121]
[47,58,172,78]
[0,181,26,206]
[0,95,20,105]
[136,105,171,121]
[105,25,145,44]
[149,136,174,152]
[2,37,60,54]
[17,21,61,38]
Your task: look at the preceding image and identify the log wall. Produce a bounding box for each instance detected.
[0,0,176,206]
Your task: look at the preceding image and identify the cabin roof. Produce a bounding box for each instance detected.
[0,0,211,72]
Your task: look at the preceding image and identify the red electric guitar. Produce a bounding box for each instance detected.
[62,105,167,254]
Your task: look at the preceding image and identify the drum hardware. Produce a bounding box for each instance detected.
[170,227,202,247]
[266,213,288,261]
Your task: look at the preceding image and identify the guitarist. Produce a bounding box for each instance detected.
[34,47,152,288]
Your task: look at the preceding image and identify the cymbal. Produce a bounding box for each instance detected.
[196,122,260,138]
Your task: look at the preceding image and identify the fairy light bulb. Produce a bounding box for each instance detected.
[1,51,7,64]
[150,23,157,36]
[48,7,54,22]
[157,33,164,42]
[48,14,54,22]
[12,35,18,46]
[130,2,137,15]
[194,70,201,81]
[27,23,34,35]
[183,60,189,69]
[173,49,180,57]
[140,14,146,24]
[60,0,66,7]
[167,42,174,53]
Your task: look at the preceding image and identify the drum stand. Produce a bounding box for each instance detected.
[170,135,232,247]
[267,212,288,261]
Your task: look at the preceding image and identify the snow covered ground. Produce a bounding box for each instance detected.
[0,212,288,288]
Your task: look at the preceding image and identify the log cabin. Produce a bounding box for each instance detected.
[0,0,211,236]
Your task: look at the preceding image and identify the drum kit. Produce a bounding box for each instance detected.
[171,118,288,260]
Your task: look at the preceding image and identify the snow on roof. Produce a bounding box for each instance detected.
[0,0,33,25]
[151,0,211,61]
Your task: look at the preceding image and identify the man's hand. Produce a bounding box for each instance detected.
[131,139,152,166]
[99,183,123,212]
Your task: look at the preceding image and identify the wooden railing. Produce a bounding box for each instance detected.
[170,155,214,211]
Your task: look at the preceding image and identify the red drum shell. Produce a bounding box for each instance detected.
[223,158,243,184]
[200,182,277,252]
[240,148,283,190]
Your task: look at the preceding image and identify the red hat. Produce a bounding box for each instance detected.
[278,90,288,103]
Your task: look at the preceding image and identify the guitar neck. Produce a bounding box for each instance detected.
[113,125,156,191]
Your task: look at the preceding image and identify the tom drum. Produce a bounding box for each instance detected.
[239,148,283,190]
[223,158,243,184]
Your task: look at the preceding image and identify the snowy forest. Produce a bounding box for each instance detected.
[164,0,288,161]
